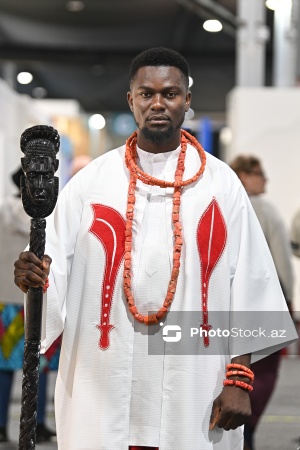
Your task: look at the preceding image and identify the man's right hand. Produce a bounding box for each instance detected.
[14,251,52,293]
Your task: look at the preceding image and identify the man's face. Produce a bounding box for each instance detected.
[127,66,191,147]
[240,165,267,196]
[25,157,55,205]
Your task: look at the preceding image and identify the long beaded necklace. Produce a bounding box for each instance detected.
[124,129,206,325]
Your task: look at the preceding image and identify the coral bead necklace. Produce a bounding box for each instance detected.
[124,129,206,325]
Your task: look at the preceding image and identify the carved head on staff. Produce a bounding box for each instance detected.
[20,125,60,218]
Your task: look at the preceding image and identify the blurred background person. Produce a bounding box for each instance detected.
[0,167,59,443]
[291,208,300,258]
[69,154,92,178]
[230,155,294,450]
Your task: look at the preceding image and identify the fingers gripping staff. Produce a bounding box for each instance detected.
[18,125,59,450]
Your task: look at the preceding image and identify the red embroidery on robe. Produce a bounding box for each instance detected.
[89,204,125,350]
[197,198,227,347]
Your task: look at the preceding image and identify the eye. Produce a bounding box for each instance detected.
[140,92,152,98]
[166,92,177,99]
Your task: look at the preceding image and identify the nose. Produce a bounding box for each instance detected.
[37,175,43,188]
[150,94,165,110]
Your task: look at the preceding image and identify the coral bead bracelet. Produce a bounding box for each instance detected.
[224,363,254,392]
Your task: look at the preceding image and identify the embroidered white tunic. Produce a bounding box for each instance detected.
[41,143,297,450]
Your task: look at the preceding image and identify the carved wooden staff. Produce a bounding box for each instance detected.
[18,125,60,450]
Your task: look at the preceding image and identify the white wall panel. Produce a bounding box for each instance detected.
[0,79,50,199]
[226,87,300,314]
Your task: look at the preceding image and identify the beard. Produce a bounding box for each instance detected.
[140,125,176,144]
[133,110,185,144]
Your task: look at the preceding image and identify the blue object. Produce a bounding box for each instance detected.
[198,117,213,154]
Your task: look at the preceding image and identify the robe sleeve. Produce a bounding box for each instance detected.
[40,170,87,352]
[227,181,298,363]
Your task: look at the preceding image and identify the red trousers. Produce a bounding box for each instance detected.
[129,447,158,450]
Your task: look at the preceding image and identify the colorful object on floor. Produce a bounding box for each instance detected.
[0,303,61,371]
[0,304,24,366]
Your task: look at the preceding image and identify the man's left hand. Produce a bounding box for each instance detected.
[209,385,251,431]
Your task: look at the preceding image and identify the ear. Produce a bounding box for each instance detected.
[127,91,133,112]
[185,91,192,112]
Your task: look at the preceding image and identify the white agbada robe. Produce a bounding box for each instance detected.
[41,143,297,450]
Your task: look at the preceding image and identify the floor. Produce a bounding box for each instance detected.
[1,356,300,450]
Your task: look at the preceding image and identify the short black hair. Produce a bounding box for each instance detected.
[130,47,190,89]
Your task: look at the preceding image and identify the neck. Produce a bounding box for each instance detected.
[136,129,181,154]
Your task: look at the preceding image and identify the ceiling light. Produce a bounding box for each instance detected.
[219,126,232,147]
[265,0,291,10]
[17,72,33,84]
[89,114,106,130]
[188,76,194,88]
[203,20,223,32]
[66,1,85,12]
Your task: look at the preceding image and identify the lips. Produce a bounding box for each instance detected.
[147,115,170,124]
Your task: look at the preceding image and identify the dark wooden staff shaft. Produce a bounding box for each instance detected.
[19,218,46,450]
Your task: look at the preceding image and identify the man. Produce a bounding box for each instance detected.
[230,155,294,450]
[14,48,297,450]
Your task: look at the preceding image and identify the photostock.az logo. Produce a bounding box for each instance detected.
[161,324,182,342]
